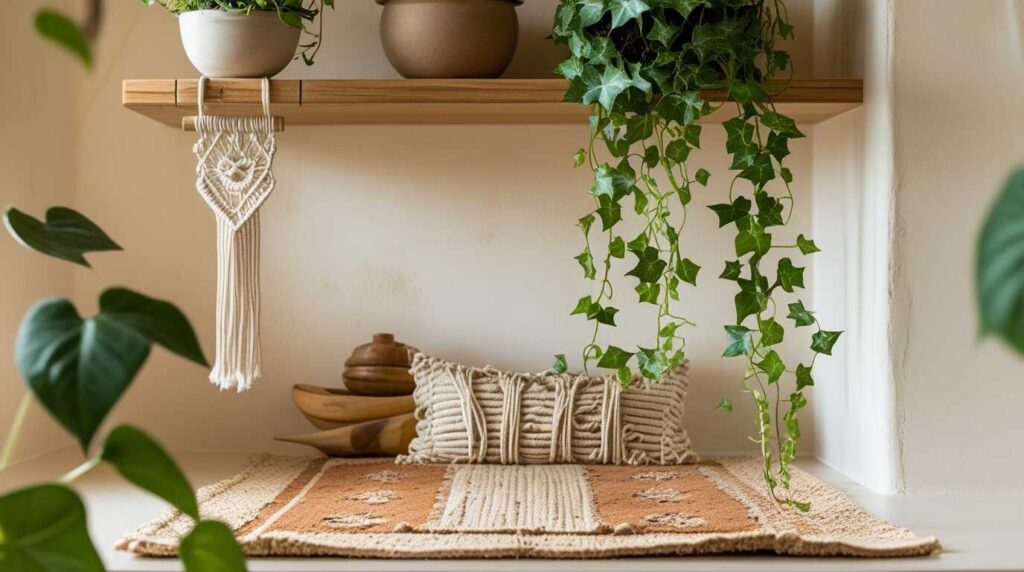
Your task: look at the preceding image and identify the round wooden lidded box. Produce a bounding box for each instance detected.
[343,333,416,396]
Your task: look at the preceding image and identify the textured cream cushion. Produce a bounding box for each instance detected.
[398,353,697,466]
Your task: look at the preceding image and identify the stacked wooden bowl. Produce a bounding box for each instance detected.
[276,333,418,457]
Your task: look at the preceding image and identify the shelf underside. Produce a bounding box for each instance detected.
[122,78,862,128]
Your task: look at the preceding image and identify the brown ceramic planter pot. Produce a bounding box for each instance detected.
[377,0,521,79]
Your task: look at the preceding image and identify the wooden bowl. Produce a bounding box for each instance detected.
[276,413,416,457]
[291,384,414,425]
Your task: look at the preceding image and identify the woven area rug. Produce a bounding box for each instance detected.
[118,456,938,559]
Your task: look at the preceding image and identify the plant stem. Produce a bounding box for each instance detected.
[0,393,34,474]
[61,456,101,483]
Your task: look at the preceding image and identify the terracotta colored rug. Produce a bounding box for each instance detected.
[118,456,938,559]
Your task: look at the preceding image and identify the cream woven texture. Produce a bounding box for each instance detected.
[399,353,697,466]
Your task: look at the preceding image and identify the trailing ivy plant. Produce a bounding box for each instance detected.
[0,207,247,571]
[550,0,842,508]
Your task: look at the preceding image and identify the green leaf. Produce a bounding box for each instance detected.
[590,163,614,197]
[739,153,776,186]
[643,145,660,168]
[756,350,785,384]
[616,366,632,386]
[716,397,733,412]
[786,300,816,327]
[735,220,772,258]
[587,303,619,326]
[664,140,691,164]
[571,295,593,315]
[797,234,821,254]
[776,258,806,292]
[723,325,753,357]
[635,282,661,304]
[694,168,710,186]
[596,195,622,230]
[708,197,751,228]
[578,0,607,26]
[976,167,1024,354]
[0,484,104,571]
[582,65,632,111]
[574,250,597,279]
[781,167,794,184]
[735,291,766,323]
[766,131,791,162]
[755,192,785,228]
[760,111,805,138]
[551,354,568,374]
[659,322,679,338]
[101,425,199,519]
[676,258,701,286]
[572,148,587,167]
[795,363,814,390]
[99,288,208,367]
[625,247,667,284]
[759,317,785,346]
[180,520,247,572]
[656,92,704,126]
[626,232,649,255]
[3,206,121,267]
[15,288,206,451]
[35,10,92,67]
[609,236,626,258]
[578,213,595,235]
[636,347,668,379]
[597,345,634,369]
[648,16,678,46]
[609,0,650,29]
[811,330,843,355]
[720,260,742,281]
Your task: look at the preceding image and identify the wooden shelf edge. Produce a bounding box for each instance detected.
[122,78,863,127]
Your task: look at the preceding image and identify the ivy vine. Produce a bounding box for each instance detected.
[550,0,842,507]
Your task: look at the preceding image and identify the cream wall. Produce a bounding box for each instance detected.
[0,0,78,463]
[53,0,820,458]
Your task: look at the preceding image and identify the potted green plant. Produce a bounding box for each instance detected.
[145,0,334,77]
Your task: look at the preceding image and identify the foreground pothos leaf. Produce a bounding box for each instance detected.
[3,206,120,267]
[180,521,247,572]
[977,166,1024,354]
[0,484,104,571]
[34,10,92,67]
[101,425,199,520]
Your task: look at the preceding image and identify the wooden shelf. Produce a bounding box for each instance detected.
[122,78,862,128]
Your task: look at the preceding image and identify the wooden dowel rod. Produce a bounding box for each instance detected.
[181,116,285,132]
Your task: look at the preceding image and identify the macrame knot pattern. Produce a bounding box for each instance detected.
[193,77,277,392]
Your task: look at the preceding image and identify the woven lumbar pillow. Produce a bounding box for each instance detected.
[398,353,697,465]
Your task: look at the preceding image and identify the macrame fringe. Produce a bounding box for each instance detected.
[210,212,262,391]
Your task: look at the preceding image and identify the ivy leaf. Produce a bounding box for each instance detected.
[797,234,821,254]
[574,250,596,279]
[739,153,776,186]
[659,322,679,338]
[3,206,121,267]
[776,258,806,292]
[636,347,669,379]
[100,425,199,519]
[578,0,607,26]
[759,317,785,346]
[635,282,661,304]
[643,145,660,168]
[578,213,595,235]
[811,330,843,355]
[0,484,104,571]
[551,354,568,374]
[755,192,784,228]
[597,345,634,369]
[626,246,667,284]
[795,363,814,390]
[179,520,247,572]
[609,0,650,29]
[634,187,650,214]
[781,167,794,184]
[596,195,623,230]
[735,220,772,257]
[656,92,704,126]
[627,232,649,255]
[694,168,710,186]
[582,65,632,111]
[735,291,766,323]
[676,258,701,286]
[720,260,742,281]
[786,300,816,327]
[590,163,614,197]
[760,110,805,138]
[35,10,92,68]
[716,397,733,412]
[608,236,626,259]
[573,148,587,167]
[766,131,790,161]
[664,139,691,164]
[617,367,632,386]
[708,197,751,228]
[756,350,785,384]
[571,296,593,316]
[723,325,753,357]
[587,303,619,326]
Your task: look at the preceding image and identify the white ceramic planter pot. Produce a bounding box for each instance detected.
[179,10,301,78]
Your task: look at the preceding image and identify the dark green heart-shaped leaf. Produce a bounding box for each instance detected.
[977,167,1024,354]
[609,236,626,259]
[101,425,199,519]
[16,288,206,451]
[0,484,103,571]
[597,345,634,369]
[596,195,623,231]
[811,330,843,355]
[676,258,701,286]
[4,206,120,267]
[735,291,766,324]
[34,10,92,68]
[180,520,247,572]
[694,168,710,186]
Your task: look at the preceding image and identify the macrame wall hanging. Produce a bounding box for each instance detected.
[192,77,277,392]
